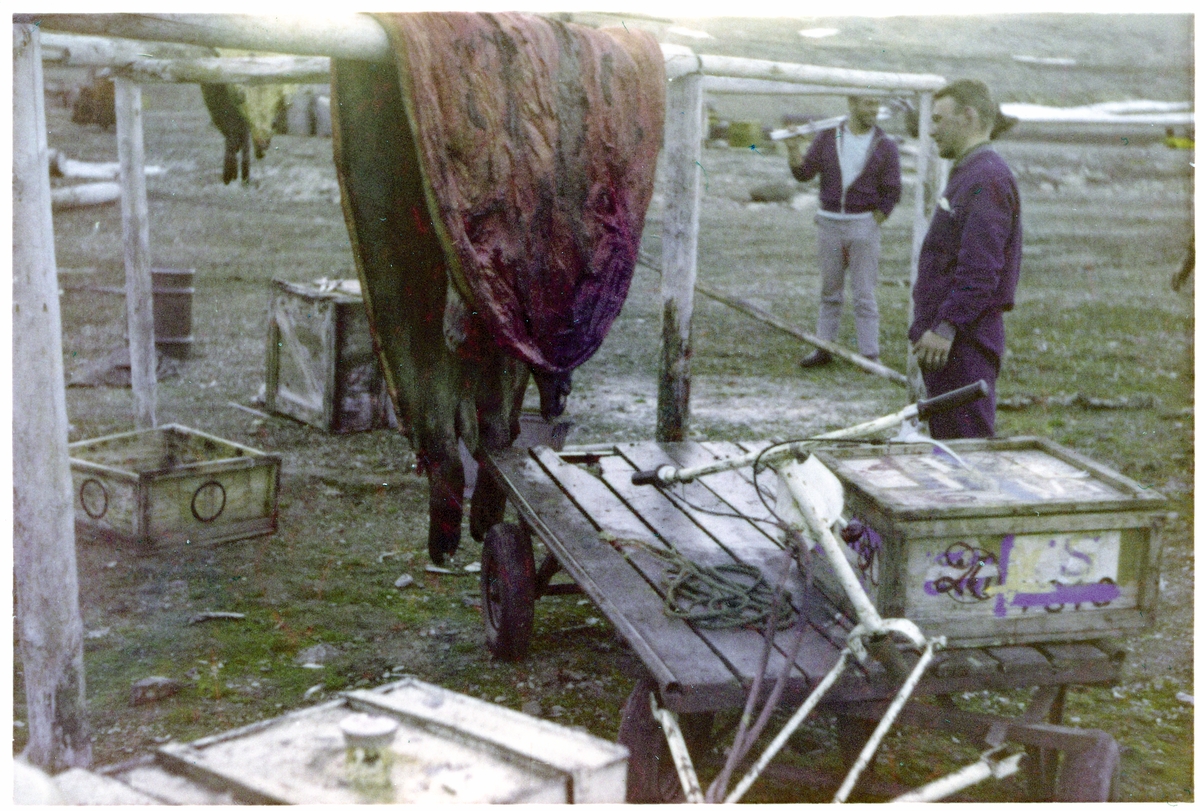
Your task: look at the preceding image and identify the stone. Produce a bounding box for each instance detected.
[130,676,183,706]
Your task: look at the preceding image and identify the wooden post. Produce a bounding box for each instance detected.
[115,76,157,428]
[657,67,703,442]
[906,90,936,403]
[12,22,93,772]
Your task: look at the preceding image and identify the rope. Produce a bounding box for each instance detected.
[607,536,795,630]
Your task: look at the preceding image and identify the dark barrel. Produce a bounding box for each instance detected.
[151,268,194,359]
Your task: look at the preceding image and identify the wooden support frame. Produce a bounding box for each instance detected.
[114,76,157,429]
[12,23,93,772]
[657,47,944,439]
[12,17,947,764]
[24,17,947,440]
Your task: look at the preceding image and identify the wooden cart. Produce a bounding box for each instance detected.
[479,438,1161,802]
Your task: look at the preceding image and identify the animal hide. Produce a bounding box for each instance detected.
[330,13,663,563]
[351,12,664,375]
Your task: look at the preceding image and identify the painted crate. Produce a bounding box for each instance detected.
[812,437,1168,648]
[264,278,396,433]
[69,424,280,551]
[104,677,627,804]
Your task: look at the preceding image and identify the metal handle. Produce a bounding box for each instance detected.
[915,379,988,421]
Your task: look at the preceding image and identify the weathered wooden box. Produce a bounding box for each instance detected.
[69,424,281,551]
[103,677,627,804]
[812,437,1168,648]
[264,278,396,433]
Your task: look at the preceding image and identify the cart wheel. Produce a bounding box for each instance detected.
[481,522,535,661]
[617,680,714,803]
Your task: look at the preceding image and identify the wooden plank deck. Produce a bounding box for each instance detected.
[487,442,1125,715]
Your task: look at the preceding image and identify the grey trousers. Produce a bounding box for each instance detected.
[813,214,881,358]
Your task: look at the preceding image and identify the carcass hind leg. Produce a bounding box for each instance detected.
[239,135,252,184]
[222,138,240,185]
[423,448,466,566]
[469,359,530,544]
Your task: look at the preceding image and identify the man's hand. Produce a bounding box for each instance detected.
[913,329,953,372]
[784,135,810,167]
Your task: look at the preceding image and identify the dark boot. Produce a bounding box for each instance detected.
[800,349,832,368]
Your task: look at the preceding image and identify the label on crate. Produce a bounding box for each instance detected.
[917,529,1128,618]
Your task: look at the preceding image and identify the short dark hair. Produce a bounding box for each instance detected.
[934,80,997,130]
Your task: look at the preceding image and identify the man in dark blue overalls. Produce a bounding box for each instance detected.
[910,80,1022,439]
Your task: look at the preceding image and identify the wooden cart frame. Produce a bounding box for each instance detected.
[479,440,1130,802]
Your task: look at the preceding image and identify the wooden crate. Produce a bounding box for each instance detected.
[69,424,280,551]
[812,437,1169,648]
[264,278,396,433]
[103,677,627,804]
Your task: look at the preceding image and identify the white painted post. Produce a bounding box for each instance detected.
[656,66,704,442]
[906,90,936,402]
[114,76,157,427]
[12,22,93,772]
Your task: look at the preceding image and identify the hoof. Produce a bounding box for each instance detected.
[427,529,460,567]
[533,370,572,420]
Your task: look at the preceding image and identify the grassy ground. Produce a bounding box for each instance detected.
[14,12,1194,803]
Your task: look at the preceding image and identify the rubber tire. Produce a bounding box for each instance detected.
[481,522,535,661]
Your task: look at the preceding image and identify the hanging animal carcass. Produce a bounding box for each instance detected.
[330,13,664,564]
[201,50,296,184]
[70,68,115,129]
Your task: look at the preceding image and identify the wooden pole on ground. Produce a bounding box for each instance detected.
[637,256,907,387]
[657,65,704,442]
[12,22,93,773]
[695,287,907,386]
[115,76,157,428]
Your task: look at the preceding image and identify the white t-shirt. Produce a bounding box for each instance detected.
[838,126,875,192]
[817,125,876,221]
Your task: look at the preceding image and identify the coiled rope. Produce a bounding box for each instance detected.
[605,535,795,630]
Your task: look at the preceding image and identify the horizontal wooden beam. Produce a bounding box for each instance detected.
[39,31,215,64]
[697,54,945,92]
[18,13,390,61]
[704,77,917,97]
[25,15,944,93]
[111,56,331,85]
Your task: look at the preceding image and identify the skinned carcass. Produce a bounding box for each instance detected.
[70,68,115,129]
[331,13,664,564]
[201,52,295,184]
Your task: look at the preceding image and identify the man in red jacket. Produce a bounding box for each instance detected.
[786,95,903,367]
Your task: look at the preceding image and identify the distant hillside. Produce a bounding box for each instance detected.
[565,13,1194,107]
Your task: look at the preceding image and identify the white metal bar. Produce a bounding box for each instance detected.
[650,694,705,803]
[12,22,93,772]
[891,751,1023,803]
[779,461,887,634]
[834,640,940,803]
[646,400,920,485]
[114,76,157,429]
[723,648,855,804]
